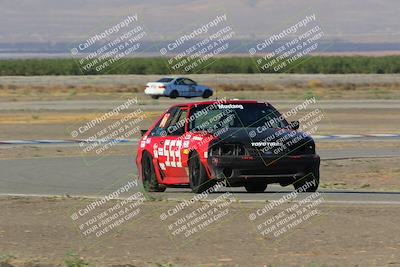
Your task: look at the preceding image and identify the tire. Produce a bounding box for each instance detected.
[151,95,159,99]
[202,90,212,99]
[169,90,179,99]
[279,181,292,187]
[293,168,319,192]
[244,180,268,193]
[189,151,214,193]
[141,151,166,192]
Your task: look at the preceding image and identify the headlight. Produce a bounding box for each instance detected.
[307,142,316,154]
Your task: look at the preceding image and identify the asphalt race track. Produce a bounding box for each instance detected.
[1,99,399,204]
[1,145,400,204]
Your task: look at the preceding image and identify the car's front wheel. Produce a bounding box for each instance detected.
[141,151,166,192]
[244,180,268,193]
[151,95,159,99]
[202,90,212,98]
[189,151,214,193]
[169,90,179,99]
[293,168,319,192]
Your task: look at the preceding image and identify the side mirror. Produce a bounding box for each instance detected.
[289,121,300,130]
[140,129,148,136]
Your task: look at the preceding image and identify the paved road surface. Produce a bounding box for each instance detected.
[1,150,399,203]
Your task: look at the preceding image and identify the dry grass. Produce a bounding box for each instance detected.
[1,84,399,101]
[1,74,400,101]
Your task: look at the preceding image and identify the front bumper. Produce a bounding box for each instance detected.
[144,87,166,95]
[207,154,320,185]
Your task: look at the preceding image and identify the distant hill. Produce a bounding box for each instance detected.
[0,0,399,43]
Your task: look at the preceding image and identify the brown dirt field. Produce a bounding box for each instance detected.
[1,74,400,101]
[320,157,400,191]
[0,197,399,267]
[1,86,399,101]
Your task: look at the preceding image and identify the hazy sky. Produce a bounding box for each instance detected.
[1,0,399,43]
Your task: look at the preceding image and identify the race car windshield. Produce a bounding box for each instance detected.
[188,103,287,131]
[156,78,174,83]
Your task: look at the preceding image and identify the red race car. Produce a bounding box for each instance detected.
[136,100,320,193]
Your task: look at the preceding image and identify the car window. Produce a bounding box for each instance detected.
[188,103,287,131]
[149,107,178,137]
[175,78,183,85]
[157,78,174,83]
[183,79,196,85]
[166,108,188,136]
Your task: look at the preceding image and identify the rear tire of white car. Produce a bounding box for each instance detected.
[169,90,179,99]
[151,95,159,99]
[202,90,212,98]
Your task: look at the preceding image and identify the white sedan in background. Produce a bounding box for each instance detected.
[144,77,213,99]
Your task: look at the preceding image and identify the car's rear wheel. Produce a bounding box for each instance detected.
[293,168,319,192]
[151,95,159,99]
[202,90,212,98]
[244,180,268,193]
[169,90,179,99]
[141,151,166,192]
[189,151,214,193]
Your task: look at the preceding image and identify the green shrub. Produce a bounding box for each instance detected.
[0,56,398,76]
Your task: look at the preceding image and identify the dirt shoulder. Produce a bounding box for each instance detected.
[0,196,399,267]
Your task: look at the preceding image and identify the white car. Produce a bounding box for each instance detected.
[144,77,213,99]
